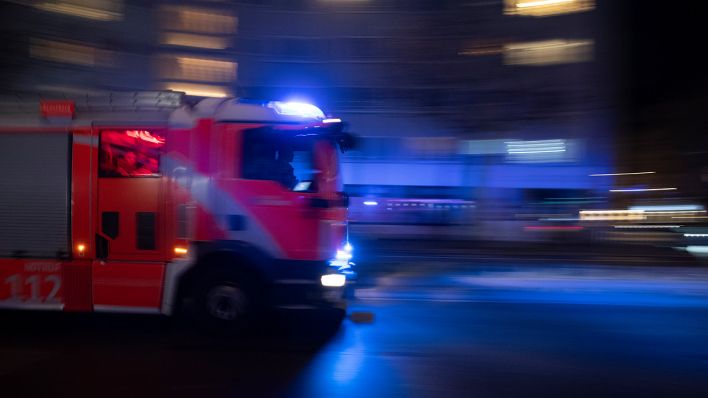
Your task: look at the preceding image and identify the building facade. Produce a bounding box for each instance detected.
[0,0,621,237]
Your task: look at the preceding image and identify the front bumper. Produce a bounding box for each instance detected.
[270,259,354,311]
[271,281,347,311]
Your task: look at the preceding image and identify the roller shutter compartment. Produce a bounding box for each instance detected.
[0,133,70,258]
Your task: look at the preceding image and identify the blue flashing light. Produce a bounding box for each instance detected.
[363,201,378,206]
[267,101,325,119]
[329,242,355,273]
[335,250,352,262]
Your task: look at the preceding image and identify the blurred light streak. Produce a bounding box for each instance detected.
[630,205,703,211]
[505,140,566,154]
[613,225,681,229]
[645,211,706,215]
[363,201,378,206]
[517,0,573,7]
[524,226,583,231]
[163,83,229,97]
[685,246,708,254]
[508,149,566,154]
[579,210,645,221]
[590,171,656,177]
[504,39,593,66]
[610,188,677,192]
[34,0,123,21]
[323,118,342,123]
[516,213,572,218]
[685,234,708,237]
[458,45,503,56]
[506,0,594,16]
[161,33,228,49]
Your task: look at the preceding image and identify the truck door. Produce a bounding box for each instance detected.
[93,128,166,312]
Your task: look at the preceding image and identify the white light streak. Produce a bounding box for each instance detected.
[590,171,656,177]
[516,0,574,8]
[629,205,703,211]
[610,188,677,193]
[613,225,681,229]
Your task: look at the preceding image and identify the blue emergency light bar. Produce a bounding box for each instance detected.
[267,101,325,120]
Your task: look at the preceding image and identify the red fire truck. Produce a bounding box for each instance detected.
[0,91,355,329]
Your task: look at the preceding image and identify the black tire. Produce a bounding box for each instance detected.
[191,269,263,334]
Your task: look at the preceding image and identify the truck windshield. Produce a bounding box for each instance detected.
[242,127,319,192]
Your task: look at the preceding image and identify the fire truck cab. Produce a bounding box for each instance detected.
[0,91,354,328]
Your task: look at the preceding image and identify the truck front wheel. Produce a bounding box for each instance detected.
[192,269,262,333]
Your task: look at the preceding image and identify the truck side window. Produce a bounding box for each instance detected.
[99,130,164,177]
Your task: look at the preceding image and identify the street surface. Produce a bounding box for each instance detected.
[2,257,708,398]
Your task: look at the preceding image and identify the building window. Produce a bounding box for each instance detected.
[30,38,112,66]
[177,57,237,82]
[34,0,124,21]
[158,56,237,82]
[99,130,164,177]
[160,6,237,34]
[160,33,229,50]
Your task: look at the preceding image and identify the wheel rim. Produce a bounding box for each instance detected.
[205,285,247,321]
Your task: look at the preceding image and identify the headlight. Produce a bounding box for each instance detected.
[321,274,346,287]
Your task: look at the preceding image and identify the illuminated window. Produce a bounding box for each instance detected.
[177,57,237,81]
[30,38,112,66]
[158,56,237,82]
[161,6,237,34]
[100,130,164,177]
[504,39,593,66]
[34,0,123,21]
[160,33,229,50]
[504,0,594,16]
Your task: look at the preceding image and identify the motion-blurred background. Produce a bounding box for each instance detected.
[1,0,706,254]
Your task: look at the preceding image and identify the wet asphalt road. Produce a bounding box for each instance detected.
[2,260,708,398]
